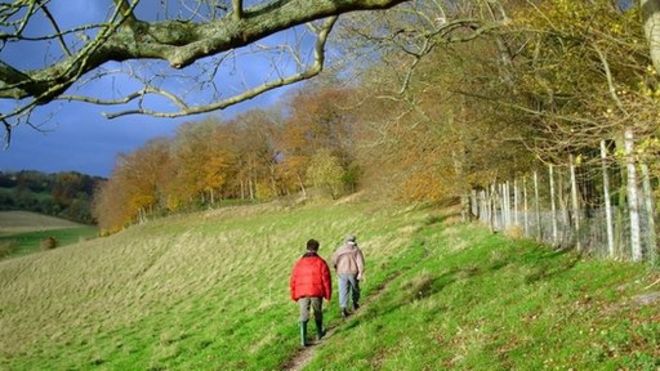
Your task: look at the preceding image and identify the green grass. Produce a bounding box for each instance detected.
[0,202,428,370]
[0,227,98,258]
[306,223,659,370]
[0,203,656,370]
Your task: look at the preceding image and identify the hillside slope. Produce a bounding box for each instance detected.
[0,202,426,369]
[306,224,659,370]
[0,210,85,233]
[0,211,97,259]
[0,203,656,370]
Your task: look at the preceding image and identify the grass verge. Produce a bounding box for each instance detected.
[306,223,659,370]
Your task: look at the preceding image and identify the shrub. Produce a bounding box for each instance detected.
[504,225,524,239]
[40,236,58,250]
[0,240,17,258]
[306,150,345,199]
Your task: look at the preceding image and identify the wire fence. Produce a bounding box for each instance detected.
[469,139,657,263]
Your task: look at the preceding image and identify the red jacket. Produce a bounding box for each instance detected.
[289,252,332,301]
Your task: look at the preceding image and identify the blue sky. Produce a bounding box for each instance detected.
[0,0,314,177]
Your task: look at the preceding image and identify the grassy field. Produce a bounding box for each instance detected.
[0,202,425,369]
[0,210,84,233]
[0,202,657,370]
[0,227,99,259]
[0,211,97,259]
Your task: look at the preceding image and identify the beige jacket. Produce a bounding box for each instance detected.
[331,242,365,278]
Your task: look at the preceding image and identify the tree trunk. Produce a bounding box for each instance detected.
[624,128,642,261]
[642,0,660,74]
[452,149,469,222]
[481,190,487,224]
[600,140,615,258]
[297,174,307,198]
[461,193,470,222]
[270,164,278,197]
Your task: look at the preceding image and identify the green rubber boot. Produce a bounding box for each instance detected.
[315,318,325,340]
[299,321,308,347]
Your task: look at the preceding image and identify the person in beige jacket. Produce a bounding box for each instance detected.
[331,234,365,318]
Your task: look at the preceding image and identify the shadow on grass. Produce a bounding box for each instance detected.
[423,211,459,227]
[523,252,580,284]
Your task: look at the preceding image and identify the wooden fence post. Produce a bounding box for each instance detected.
[600,140,615,258]
[523,176,529,235]
[490,183,497,232]
[504,180,511,228]
[640,163,657,263]
[569,154,581,252]
[534,170,541,240]
[624,128,642,261]
[500,183,506,229]
[514,178,520,226]
[549,164,558,246]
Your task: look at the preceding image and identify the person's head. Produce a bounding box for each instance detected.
[306,239,320,252]
[345,234,357,245]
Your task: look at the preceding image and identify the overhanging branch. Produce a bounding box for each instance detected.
[102,16,338,119]
[0,0,407,103]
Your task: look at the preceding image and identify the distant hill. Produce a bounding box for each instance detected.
[0,170,104,224]
[0,211,84,233]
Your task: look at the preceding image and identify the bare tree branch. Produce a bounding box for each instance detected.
[232,0,243,20]
[38,1,72,57]
[102,15,338,119]
[0,0,407,103]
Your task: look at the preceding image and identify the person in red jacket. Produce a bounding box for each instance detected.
[289,239,332,347]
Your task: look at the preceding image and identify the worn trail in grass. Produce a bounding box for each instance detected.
[284,268,405,371]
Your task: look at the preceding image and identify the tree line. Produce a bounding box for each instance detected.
[0,171,103,224]
[94,0,658,253]
[92,87,362,233]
